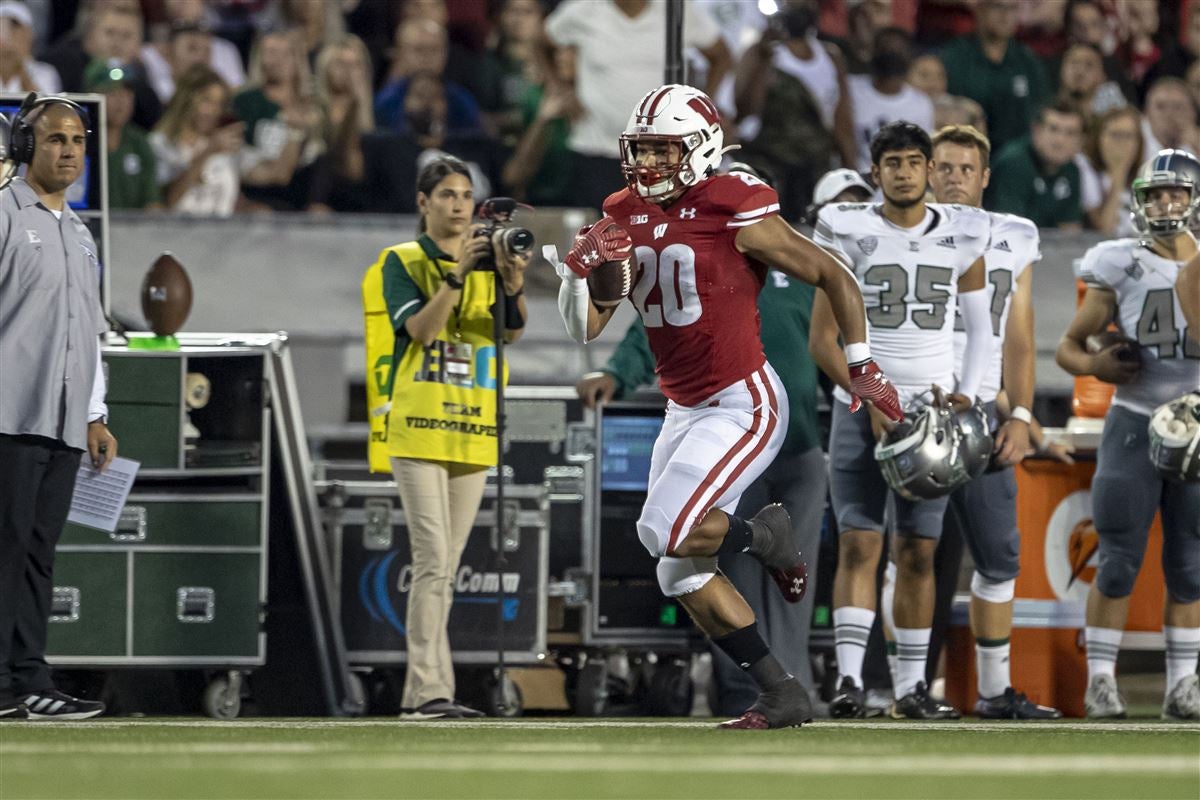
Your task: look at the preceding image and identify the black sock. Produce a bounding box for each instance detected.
[715,514,753,557]
[713,623,792,690]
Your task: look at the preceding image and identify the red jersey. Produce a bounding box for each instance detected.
[603,173,780,406]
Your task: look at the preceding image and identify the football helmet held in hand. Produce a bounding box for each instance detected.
[956,400,994,479]
[1148,392,1200,482]
[875,396,970,500]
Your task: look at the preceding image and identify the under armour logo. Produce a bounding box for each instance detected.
[679,208,696,219]
[653,223,668,240]
[582,251,599,264]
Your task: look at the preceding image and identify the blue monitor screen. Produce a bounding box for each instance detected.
[600,414,664,492]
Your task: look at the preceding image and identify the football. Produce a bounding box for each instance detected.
[586,256,634,307]
[1086,330,1141,364]
[141,252,193,336]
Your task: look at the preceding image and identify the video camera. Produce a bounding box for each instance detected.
[475,197,534,271]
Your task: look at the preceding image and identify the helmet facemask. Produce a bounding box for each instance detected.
[1131,150,1200,241]
[1132,179,1200,239]
[620,131,706,201]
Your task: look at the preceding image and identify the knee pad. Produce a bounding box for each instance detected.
[1164,564,1200,604]
[637,505,675,558]
[657,556,717,597]
[970,572,1015,604]
[1095,550,1140,599]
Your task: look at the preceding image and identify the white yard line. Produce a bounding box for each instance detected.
[0,747,1195,776]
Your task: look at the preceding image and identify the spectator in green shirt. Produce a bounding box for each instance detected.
[85,59,161,210]
[940,0,1050,155]
[985,100,1086,229]
[574,166,869,715]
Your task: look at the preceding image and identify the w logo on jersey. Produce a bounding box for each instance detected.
[653,223,669,240]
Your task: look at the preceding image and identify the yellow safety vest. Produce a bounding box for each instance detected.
[362,241,506,472]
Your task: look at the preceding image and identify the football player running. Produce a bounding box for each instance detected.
[926,125,1062,718]
[809,121,996,720]
[551,84,903,729]
[1057,150,1200,720]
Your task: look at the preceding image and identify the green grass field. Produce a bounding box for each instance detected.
[2,718,1197,800]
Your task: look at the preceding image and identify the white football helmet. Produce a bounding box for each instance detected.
[620,84,725,201]
[875,396,970,501]
[1148,392,1200,482]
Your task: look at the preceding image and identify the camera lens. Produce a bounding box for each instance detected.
[502,227,534,255]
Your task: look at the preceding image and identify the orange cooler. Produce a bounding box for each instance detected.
[945,458,1165,717]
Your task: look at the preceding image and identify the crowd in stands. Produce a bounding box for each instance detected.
[1,0,1197,231]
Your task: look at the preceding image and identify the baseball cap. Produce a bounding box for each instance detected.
[813,168,873,205]
[84,59,134,92]
[0,1,34,28]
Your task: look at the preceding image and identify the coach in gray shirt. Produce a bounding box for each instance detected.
[0,95,117,721]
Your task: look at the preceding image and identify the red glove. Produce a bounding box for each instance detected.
[564,216,633,279]
[848,358,903,422]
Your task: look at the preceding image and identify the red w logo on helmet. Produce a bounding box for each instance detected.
[687,96,720,126]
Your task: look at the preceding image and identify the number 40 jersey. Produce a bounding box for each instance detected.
[814,202,990,405]
[603,172,779,406]
[1079,238,1200,416]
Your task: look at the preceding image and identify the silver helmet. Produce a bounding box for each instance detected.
[875,397,970,501]
[956,400,994,479]
[1148,392,1200,483]
[1131,149,1200,239]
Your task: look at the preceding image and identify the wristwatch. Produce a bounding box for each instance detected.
[444,272,464,290]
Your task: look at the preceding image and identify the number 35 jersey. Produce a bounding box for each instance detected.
[603,173,780,406]
[1079,239,1200,416]
[814,202,990,405]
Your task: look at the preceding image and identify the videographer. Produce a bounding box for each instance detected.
[362,156,530,720]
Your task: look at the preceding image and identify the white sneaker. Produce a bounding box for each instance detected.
[1163,674,1200,720]
[1084,674,1127,719]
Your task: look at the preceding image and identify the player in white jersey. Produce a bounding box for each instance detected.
[809,122,996,719]
[925,125,1062,718]
[1057,149,1200,720]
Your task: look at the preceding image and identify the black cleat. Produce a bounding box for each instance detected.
[829,676,866,719]
[20,689,104,721]
[975,688,1062,720]
[0,701,29,721]
[719,678,813,729]
[890,682,961,720]
[746,504,808,603]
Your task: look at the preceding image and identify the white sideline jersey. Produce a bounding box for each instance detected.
[814,202,990,406]
[1079,238,1200,416]
[952,212,1041,403]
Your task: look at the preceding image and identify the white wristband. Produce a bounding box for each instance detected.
[844,342,871,365]
[1010,406,1033,425]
